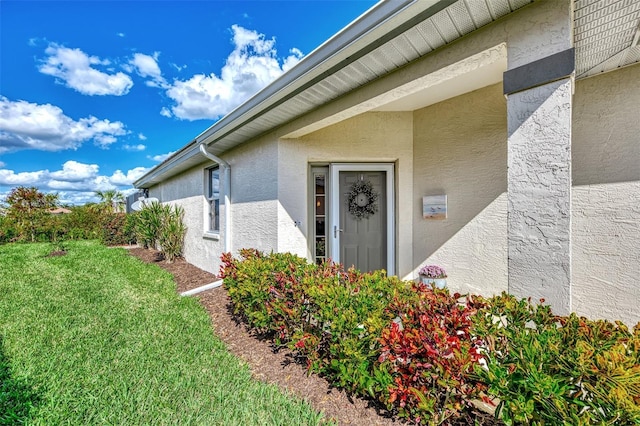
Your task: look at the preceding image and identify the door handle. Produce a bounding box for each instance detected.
[334,226,343,238]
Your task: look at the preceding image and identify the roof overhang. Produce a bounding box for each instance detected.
[135,0,640,189]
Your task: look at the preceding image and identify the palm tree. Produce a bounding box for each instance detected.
[95,190,125,213]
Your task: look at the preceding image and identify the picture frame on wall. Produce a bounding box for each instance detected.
[423,195,447,220]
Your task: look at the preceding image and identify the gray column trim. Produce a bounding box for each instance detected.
[503,48,575,95]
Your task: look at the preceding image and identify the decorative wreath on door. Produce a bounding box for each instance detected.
[347,179,379,220]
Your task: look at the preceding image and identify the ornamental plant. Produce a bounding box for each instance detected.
[419,264,447,278]
[219,250,640,425]
[471,293,640,425]
[157,204,186,262]
[132,202,186,261]
[293,264,413,397]
[134,201,164,249]
[219,249,310,334]
[379,284,488,423]
[219,250,414,397]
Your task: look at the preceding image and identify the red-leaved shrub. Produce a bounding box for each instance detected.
[379,283,488,423]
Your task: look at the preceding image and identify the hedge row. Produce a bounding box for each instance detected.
[220,249,640,425]
[0,207,136,246]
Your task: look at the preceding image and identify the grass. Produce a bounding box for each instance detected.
[0,241,329,425]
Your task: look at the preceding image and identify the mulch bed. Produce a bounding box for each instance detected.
[126,247,499,425]
[127,247,397,425]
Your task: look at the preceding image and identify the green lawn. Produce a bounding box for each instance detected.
[0,241,328,425]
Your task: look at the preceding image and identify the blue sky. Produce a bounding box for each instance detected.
[0,0,377,205]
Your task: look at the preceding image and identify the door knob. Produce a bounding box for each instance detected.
[334,226,343,238]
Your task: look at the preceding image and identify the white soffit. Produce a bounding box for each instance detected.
[372,46,506,112]
[137,0,534,187]
[284,44,507,138]
[575,0,640,78]
[199,0,533,148]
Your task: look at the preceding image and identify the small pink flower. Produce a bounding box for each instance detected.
[418,265,447,278]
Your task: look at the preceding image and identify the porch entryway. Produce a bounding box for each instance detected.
[310,163,395,275]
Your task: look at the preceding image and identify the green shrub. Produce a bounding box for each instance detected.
[472,293,640,425]
[295,265,410,397]
[134,202,164,249]
[0,187,136,247]
[221,250,413,398]
[0,215,17,244]
[158,204,186,262]
[378,285,488,423]
[100,212,136,246]
[220,250,640,425]
[220,249,310,333]
[132,202,186,261]
[64,204,104,240]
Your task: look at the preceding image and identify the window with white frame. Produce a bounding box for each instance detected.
[206,166,220,233]
[310,166,328,264]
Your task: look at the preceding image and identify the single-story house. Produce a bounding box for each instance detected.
[135,0,640,326]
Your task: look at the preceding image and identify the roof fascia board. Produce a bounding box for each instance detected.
[194,0,413,145]
[134,141,200,188]
[195,0,456,147]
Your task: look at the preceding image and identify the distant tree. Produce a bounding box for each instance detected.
[4,186,59,242]
[95,190,125,213]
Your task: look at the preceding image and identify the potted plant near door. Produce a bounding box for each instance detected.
[418,264,447,289]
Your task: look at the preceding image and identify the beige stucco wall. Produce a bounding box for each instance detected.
[412,83,508,296]
[147,137,280,275]
[277,111,414,277]
[572,64,640,326]
[224,137,280,257]
[147,165,225,275]
[144,0,639,327]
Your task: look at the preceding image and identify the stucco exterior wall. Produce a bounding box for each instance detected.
[142,0,638,327]
[413,83,508,296]
[147,137,279,275]
[507,78,573,315]
[225,137,280,256]
[571,64,640,326]
[147,165,225,275]
[278,111,414,277]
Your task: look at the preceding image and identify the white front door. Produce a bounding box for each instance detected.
[329,163,395,275]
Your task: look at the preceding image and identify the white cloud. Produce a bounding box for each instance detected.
[39,43,133,96]
[0,97,127,153]
[117,32,125,38]
[283,48,303,71]
[0,161,5,168]
[0,169,48,186]
[49,160,99,182]
[130,52,167,88]
[109,167,149,185]
[148,150,176,162]
[0,161,151,203]
[160,107,172,118]
[47,175,113,191]
[164,25,303,120]
[123,144,146,152]
[56,191,96,205]
[138,133,147,140]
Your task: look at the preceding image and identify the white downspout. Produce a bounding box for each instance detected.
[199,143,231,254]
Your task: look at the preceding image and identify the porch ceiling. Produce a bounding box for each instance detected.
[214,0,532,147]
[357,0,640,114]
[575,0,640,78]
